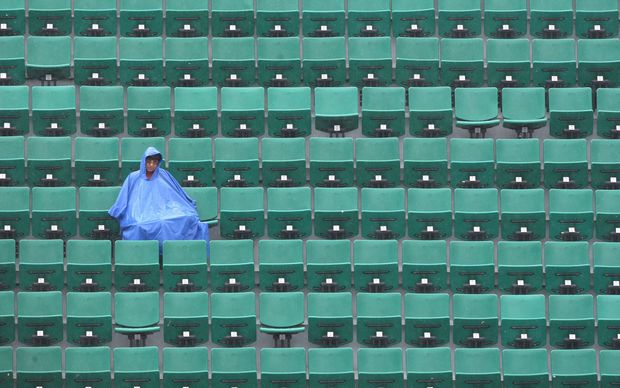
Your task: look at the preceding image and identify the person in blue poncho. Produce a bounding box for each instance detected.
[109,147,210,250]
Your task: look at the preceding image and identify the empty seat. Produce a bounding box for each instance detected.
[594,242,620,295]
[314,87,359,135]
[543,139,588,189]
[211,348,257,387]
[440,38,484,87]
[0,35,24,85]
[361,87,406,137]
[66,240,112,292]
[576,0,618,38]
[532,39,576,89]
[578,39,620,89]
[257,37,301,87]
[348,37,392,87]
[348,0,390,37]
[0,291,14,344]
[17,291,63,345]
[450,241,495,294]
[173,87,217,137]
[168,137,212,187]
[74,0,117,36]
[484,0,527,38]
[407,188,452,240]
[309,137,354,187]
[259,292,305,347]
[211,37,256,87]
[597,295,620,349]
[438,0,482,37]
[549,189,593,241]
[75,137,119,187]
[211,292,257,346]
[19,239,64,291]
[256,0,298,37]
[211,0,254,37]
[221,87,265,137]
[361,188,405,240]
[162,240,208,292]
[597,88,620,138]
[406,347,452,388]
[66,292,112,346]
[220,187,265,239]
[592,139,620,190]
[302,37,346,87]
[74,37,117,86]
[209,240,254,292]
[165,37,209,87]
[267,187,312,239]
[78,186,121,240]
[392,0,435,37]
[408,87,453,137]
[306,240,352,292]
[119,37,164,86]
[454,88,500,138]
[501,189,546,240]
[79,86,124,137]
[0,187,29,239]
[486,39,530,88]
[596,190,620,241]
[259,239,304,292]
[114,292,161,346]
[502,87,547,138]
[455,348,501,387]
[16,347,62,387]
[501,295,547,348]
[127,86,171,137]
[302,0,345,37]
[267,87,311,137]
[0,85,28,135]
[551,350,597,386]
[530,0,574,38]
[261,348,306,388]
[403,138,448,187]
[185,186,218,225]
[395,37,439,88]
[0,241,15,290]
[163,292,209,346]
[114,240,160,292]
[26,36,71,82]
[31,187,77,239]
[405,293,450,347]
[163,348,208,388]
[454,188,499,240]
[354,240,398,292]
[0,135,24,186]
[29,0,71,36]
[31,86,76,136]
[65,346,111,388]
[358,349,403,387]
[450,138,494,188]
[502,349,549,388]
[453,294,499,347]
[356,138,400,188]
[498,241,544,294]
[262,138,306,187]
[314,187,358,239]
[119,0,162,37]
[601,350,620,386]
[549,295,594,348]
[113,347,160,388]
[549,88,593,138]
[402,240,447,292]
[307,292,353,347]
[308,348,354,387]
[356,293,402,347]
[496,138,541,188]
[0,0,25,36]
[214,138,259,187]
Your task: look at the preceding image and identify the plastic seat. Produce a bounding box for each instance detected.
[455,348,500,388]
[267,187,311,239]
[16,347,62,387]
[502,88,547,138]
[184,187,218,226]
[309,348,354,387]
[114,240,160,292]
[302,0,345,37]
[450,241,494,294]
[0,0,25,36]
[27,136,72,186]
[549,295,594,348]
[306,240,352,292]
[550,349,596,386]
[407,188,452,240]
[78,186,121,240]
[358,348,403,387]
[597,295,620,349]
[221,87,265,137]
[450,138,494,187]
[353,240,398,293]
[543,139,588,189]
[0,86,28,136]
[309,137,354,187]
[0,241,15,290]
[113,347,159,388]
[211,37,256,87]
[484,0,527,38]
[0,35,24,85]
[532,39,576,89]
[66,240,111,292]
[119,0,162,37]
[258,240,304,292]
[0,187,29,240]
[498,241,543,294]
[114,292,161,346]
[166,0,207,37]
[314,187,358,239]
[486,39,530,88]
[214,138,259,187]
[348,0,390,37]
[392,0,435,37]
[578,40,620,89]
[17,291,63,345]
[162,240,208,292]
[29,0,70,36]
[119,37,163,86]
[259,292,305,347]
[502,349,549,388]
[262,138,306,187]
[314,87,359,135]
[211,292,257,346]
[211,347,257,388]
[31,86,76,136]
[209,240,253,292]
[576,0,618,38]
[597,88,620,138]
[596,190,620,242]
[501,189,546,240]
[402,240,447,292]
[66,292,112,346]
[220,187,265,239]
[454,88,500,137]
[438,0,481,37]
[26,36,71,83]
[454,188,499,240]
[74,37,117,86]
[405,293,450,347]
[211,0,254,37]
[75,137,119,187]
[0,291,14,344]
[301,37,346,87]
[496,138,541,188]
[257,37,301,87]
[601,350,620,386]
[163,292,209,346]
[307,292,353,347]
[361,87,406,137]
[348,37,392,88]
[168,137,212,188]
[256,0,298,37]
[453,294,499,347]
[408,87,453,137]
[440,38,484,87]
[261,348,306,388]
[267,87,311,137]
[592,139,620,190]
[357,293,402,347]
[548,88,593,138]
[501,295,547,348]
[549,189,593,241]
[31,187,76,239]
[406,347,452,388]
[173,87,217,137]
[165,37,209,87]
[531,0,574,38]
[355,138,400,188]
[74,0,116,36]
[395,37,439,88]
[127,86,171,137]
[0,136,24,186]
[403,138,448,187]
[361,188,405,240]
[79,86,124,136]
[163,348,209,387]
[19,239,63,291]
[594,243,620,295]
[65,346,111,388]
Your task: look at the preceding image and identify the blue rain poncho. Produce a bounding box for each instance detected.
[109,147,210,249]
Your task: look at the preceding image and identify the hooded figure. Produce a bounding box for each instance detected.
[109,147,210,249]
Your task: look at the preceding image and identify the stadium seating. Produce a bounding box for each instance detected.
[402,240,448,292]
[66,292,112,346]
[484,0,527,38]
[74,0,117,37]
[497,241,543,294]
[450,241,494,294]
[173,87,217,137]
[307,292,353,347]
[163,292,209,346]
[256,0,298,37]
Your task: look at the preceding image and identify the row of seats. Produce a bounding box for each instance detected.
[3,0,618,39]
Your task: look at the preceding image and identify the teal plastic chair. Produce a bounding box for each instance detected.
[545,241,590,294]
[408,87,453,137]
[119,0,162,37]
[74,37,117,85]
[500,189,546,241]
[0,187,29,240]
[306,240,352,292]
[220,87,265,137]
[486,39,530,88]
[548,87,593,138]
[302,0,345,37]
[450,241,494,294]
[596,190,620,242]
[166,0,208,37]
[597,88,620,138]
[16,347,62,388]
[406,347,452,388]
[454,188,499,241]
[549,189,593,241]
[501,88,547,138]
[484,0,527,38]
[66,239,112,292]
[501,295,547,348]
[450,138,494,188]
[0,35,25,85]
[403,138,448,187]
[257,37,301,87]
[65,346,112,388]
[162,240,208,292]
[551,350,597,387]
[356,293,402,347]
[31,86,76,136]
[259,292,306,347]
[402,240,447,292]
[163,292,209,346]
[267,87,311,137]
[578,39,620,89]
[211,292,256,346]
[454,88,500,138]
[18,291,63,345]
[347,0,390,37]
[594,242,620,295]
[440,38,484,88]
[211,37,256,87]
[438,0,481,37]
[392,0,435,37]
[29,0,71,36]
[79,86,124,136]
[549,295,594,349]
[353,240,399,292]
[113,347,160,388]
[211,348,257,388]
[256,0,298,37]
[211,0,254,37]
[0,0,26,35]
[592,139,620,190]
[302,37,346,87]
[261,348,306,388]
[358,348,403,387]
[532,39,576,89]
[163,348,209,388]
[314,87,359,135]
[361,87,406,137]
[453,294,499,347]
[0,241,16,291]
[497,241,543,294]
[307,292,353,347]
[395,37,439,88]
[455,348,501,388]
[78,186,121,240]
[530,0,574,38]
[576,0,618,38]
[495,138,541,189]
[19,239,64,291]
[74,0,117,36]
[0,86,29,135]
[66,292,112,346]
[405,293,450,347]
[165,37,209,87]
[502,349,549,388]
[258,239,304,292]
[0,291,14,345]
[209,240,254,292]
[114,292,161,347]
[543,139,588,189]
[348,37,392,88]
[173,87,218,137]
[309,348,354,388]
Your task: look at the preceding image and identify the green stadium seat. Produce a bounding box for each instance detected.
[355,138,400,187]
[0,241,15,290]
[550,350,596,386]
[440,38,484,87]
[29,0,70,36]
[549,87,593,138]
[532,39,576,89]
[406,347,452,388]
[0,0,25,36]
[211,0,254,37]
[31,86,75,136]
[309,137,354,187]
[162,240,208,292]
[74,0,117,37]
[166,0,208,37]
[261,348,306,388]
[578,39,620,89]
[165,37,209,87]
[75,137,119,187]
[257,37,301,87]
[501,189,546,240]
[497,241,543,294]
[502,88,548,138]
[168,137,212,187]
[0,291,14,344]
[259,292,305,347]
[597,295,620,349]
[185,186,218,225]
[31,186,77,239]
[262,138,306,187]
[211,347,257,388]
[543,139,588,189]
[361,87,406,137]
[358,349,403,387]
[307,292,353,347]
[392,0,435,37]
[408,87,453,137]
[267,187,312,239]
[79,86,124,137]
[353,240,398,292]
[19,239,63,291]
[66,239,112,292]
[348,0,390,37]
[592,139,620,190]
[455,348,500,388]
[114,240,160,292]
[361,188,405,240]
[256,0,298,37]
[306,240,351,292]
[530,0,574,38]
[348,37,392,87]
[0,348,10,386]
[486,39,530,88]
[454,188,499,240]
[113,347,159,388]
[356,293,402,347]
[258,239,304,292]
[214,138,259,187]
[74,37,117,86]
[66,292,112,346]
[221,87,265,137]
[114,292,161,346]
[438,0,481,37]
[0,187,29,239]
[173,87,218,137]
[549,295,594,348]
[597,88,620,138]
[454,88,500,137]
[314,87,359,135]
[65,347,111,388]
[596,190,620,241]
[0,85,28,135]
[407,188,452,241]
[78,186,121,240]
[484,0,527,38]
[211,292,257,346]
[402,240,447,292]
[27,136,72,183]
[163,292,209,346]
[0,135,24,186]
[26,36,71,82]
[403,138,448,187]
[301,37,346,87]
[267,87,311,137]
[314,187,358,239]
[502,349,549,388]
[450,138,494,188]
[17,291,63,345]
[127,86,171,137]
[395,37,439,88]
[302,0,345,37]
[209,240,254,292]
[576,0,618,38]
[453,294,499,347]
[220,187,265,239]
[163,348,209,388]
[496,138,541,188]
[0,35,25,85]
[16,347,62,388]
[405,293,450,347]
[594,242,620,295]
[309,348,354,387]
[450,241,494,294]
[119,37,164,86]
[601,350,620,386]
[119,0,163,37]
[549,189,593,241]
[501,295,547,348]
[211,37,256,87]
